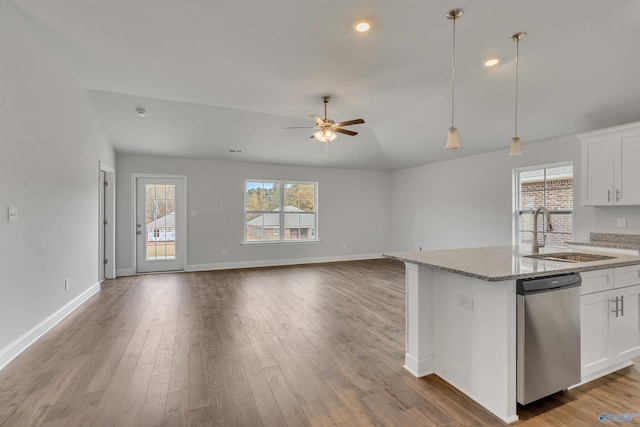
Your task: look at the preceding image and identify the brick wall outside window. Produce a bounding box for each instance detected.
[519,176,573,249]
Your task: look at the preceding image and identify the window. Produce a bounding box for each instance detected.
[244,180,317,242]
[514,163,573,249]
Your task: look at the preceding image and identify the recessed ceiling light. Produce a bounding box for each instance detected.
[136,107,147,117]
[354,19,372,33]
[484,57,500,67]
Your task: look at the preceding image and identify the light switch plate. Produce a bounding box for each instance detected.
[617,217,627,228]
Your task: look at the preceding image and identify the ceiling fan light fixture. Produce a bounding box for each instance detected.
[354,19,372,33]
[313,129,337,143]
[446,127,460,150]
[445,8,463,150]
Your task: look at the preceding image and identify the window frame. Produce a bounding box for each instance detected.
[512,162,574,249]
[243,179,319,244]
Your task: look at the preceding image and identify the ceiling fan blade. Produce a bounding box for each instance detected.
[334,128,358,136]
[334,119,365,127]
[309,115,325,126]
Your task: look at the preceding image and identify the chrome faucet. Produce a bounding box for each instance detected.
[532,207,553,254]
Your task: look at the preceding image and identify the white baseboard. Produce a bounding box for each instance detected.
[186,253,383,272]
[572,361,634,388]
[0,282,101,371]
[404,353,434,378]
[116,268,134,277]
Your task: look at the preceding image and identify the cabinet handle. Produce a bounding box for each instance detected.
[616,189,621,202]
[608,190,612,202]
[620,295,624,317]
[610,297,620,317]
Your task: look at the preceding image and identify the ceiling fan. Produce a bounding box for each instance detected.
[285,96,365,143]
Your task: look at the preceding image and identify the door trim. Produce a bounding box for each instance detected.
[99,162,116,280]
[131,173,188,274]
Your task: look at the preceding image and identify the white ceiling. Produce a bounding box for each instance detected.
[12,0,640,170]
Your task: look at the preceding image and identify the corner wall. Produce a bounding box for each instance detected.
[115,154,392,274]
[0,2,116,367]
[391,135,640,252]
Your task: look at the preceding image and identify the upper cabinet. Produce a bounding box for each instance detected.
[579,121,640,206]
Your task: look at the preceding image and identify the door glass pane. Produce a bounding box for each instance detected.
[145,184,176,260]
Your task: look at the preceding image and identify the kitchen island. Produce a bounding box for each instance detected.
[383,246,640,423]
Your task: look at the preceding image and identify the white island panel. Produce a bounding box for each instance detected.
[433,271,517,424]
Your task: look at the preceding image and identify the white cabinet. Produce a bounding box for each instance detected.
[581,265,640,381]
[581,290,615,376]
[612,285,640,360]
[579,121,640,206]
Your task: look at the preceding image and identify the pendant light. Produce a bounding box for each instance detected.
[509,32,526,156]
[445,8,463,150]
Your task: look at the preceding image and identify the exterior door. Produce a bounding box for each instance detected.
[136,177,185,273]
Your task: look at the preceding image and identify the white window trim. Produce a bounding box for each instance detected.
[243,179,319,244]
[512,161,573,248]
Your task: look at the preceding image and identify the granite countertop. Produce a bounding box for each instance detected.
[567,233,640,252]
[383,246,640,282]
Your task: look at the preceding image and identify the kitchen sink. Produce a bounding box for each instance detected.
[524,252,615,263]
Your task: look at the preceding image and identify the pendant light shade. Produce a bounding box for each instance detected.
[445,8,463,150]
[509,32,526,156]
[446,127,460,150]
[509,137,522,156]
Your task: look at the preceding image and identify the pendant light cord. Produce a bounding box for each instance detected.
[514,36,519,138]
[451,15,456,128]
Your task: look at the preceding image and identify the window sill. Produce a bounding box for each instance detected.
[241,240,322,246]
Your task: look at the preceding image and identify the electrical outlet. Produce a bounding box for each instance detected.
[617,217,627,228]
[457,295,473,311]
[8,206,17,222]
[64,279,69,291]
[342,243,347,249]
[222,249,227,256]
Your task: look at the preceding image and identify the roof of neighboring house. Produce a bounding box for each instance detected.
[146,212,175,228]
[247,206,314,228]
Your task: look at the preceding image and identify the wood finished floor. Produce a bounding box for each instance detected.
[0,259,638,426]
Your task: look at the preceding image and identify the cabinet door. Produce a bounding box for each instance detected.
[581,291,614,377]
[612,285,640,360]
[581,138,615,206]
[616,134,640,205]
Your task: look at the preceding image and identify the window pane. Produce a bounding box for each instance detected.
[246,212,280,241]
[264,196,280,211]
[519,211,534,232]
[516,164,573,250]
[246,213,261,241]
[245,180,316,242]
[245,181,263,211]
[284,213,315,240]
[262,213,279,240]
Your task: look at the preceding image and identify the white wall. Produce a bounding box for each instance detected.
[0,2,115,366]
[391,135,640,252]
[115,154,392,274]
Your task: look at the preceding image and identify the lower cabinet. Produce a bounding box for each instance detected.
[581,283,640,379]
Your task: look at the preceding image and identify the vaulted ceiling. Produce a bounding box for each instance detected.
[13,0,640,170]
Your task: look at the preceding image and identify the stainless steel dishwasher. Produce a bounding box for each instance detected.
[516,273,581,405]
